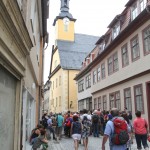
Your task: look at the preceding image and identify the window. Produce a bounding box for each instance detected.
[78,101,84,111]
[78,79,84,92]
[109,91,121,110]
[64,24,69,32]
[140,0,147,12]
[115,92,121,110]
[93,70,97,84]
[86,74,91,88]
[98,97,101,109]
[121,44,129,67]
[56,97,57,107]
[51,99,54,105]
[113,23,120,39]
[56,78,58,88]
[124,88,132,111]
[108,52,119,75]
[108,56,113,75]
[113,52,119,72]
[97,67,101,81]
[131,35,140,61]
[101,63,105,79]
[134,84,144,112]
[59,96,61,106]
[143,25,150,55]
[131,3,138,20]
[86,99,89,110]
[103,95,107,110]
[94,98,97,110]
[99,43,105,54]
[59,76,61,86]
[54,60,57,68]
[110,93,115,109]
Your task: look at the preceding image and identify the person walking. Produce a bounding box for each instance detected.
[81,111,92,150]
[47,115,56,140]
[70,115,82,150]
[133,110,149,150]
[102,108,131,150]
[56,113,64,141]
[92,110,99,137]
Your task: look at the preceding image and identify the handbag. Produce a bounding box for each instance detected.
[147,135,150,142]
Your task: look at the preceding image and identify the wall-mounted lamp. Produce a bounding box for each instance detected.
[70,101,73,108]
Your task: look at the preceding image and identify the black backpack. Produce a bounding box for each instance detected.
[92,115,99,123]
[42,117,48,128]
[82,115,88,124]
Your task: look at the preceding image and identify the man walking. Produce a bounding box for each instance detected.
[102,108,130,150]
[47,115,56,140]
[56,113,64,141]
[92,110,99,137]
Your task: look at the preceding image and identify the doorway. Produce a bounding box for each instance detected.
[146,82,150,130]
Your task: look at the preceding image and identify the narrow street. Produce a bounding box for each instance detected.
[26,135,139,150]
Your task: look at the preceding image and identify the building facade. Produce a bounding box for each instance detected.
[75,0,150,121]
[49,0,99,113]
[0,0,49,149]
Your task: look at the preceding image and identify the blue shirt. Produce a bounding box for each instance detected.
[104,117,129,150]
[47,118,52,126]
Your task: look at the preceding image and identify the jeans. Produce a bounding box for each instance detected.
[93,123,99,137]
[135,133,148,149]
[47,126,55,139]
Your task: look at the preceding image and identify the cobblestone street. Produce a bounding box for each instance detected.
[26,135,144,150]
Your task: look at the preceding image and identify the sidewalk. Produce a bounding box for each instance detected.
[25,135,146,150]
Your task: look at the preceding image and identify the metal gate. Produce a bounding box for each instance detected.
[0,67,17,150]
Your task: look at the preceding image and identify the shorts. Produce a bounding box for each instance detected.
[72,134,81,140]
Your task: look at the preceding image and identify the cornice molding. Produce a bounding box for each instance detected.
[0,1,33,55]
[0,38,25,77]
[49,65,61,79]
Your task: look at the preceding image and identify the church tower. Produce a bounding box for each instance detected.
[53,0,76,41]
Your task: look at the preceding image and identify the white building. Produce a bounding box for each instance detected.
[75,0,150,122]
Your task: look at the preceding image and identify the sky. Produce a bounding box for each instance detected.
[44,0,128,83]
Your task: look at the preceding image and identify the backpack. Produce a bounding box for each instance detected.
[42,117,48,128]
[128,113,132,120]
[92,115,99,123]
[66,118,72,127]
[111,117,129,145]
[82,115,88,124]
[72,122,81,134]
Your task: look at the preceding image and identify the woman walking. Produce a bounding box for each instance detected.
[82,114,92,150]
[133,110,149,150]
[70,115,82,150]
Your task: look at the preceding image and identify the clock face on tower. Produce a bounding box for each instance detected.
[63,17,70,25]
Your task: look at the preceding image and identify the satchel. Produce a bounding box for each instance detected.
[147,135,150,142]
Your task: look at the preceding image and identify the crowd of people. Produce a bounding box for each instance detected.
[29,108,149,150]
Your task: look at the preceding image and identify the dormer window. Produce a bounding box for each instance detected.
[113,23,120,39]
[98,42,105,54]
[140,0,147,12]
[131,3,138,20]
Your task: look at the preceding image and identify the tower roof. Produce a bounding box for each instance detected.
[53,0,76,26]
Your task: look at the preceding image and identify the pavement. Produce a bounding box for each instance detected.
[25,134,148,150]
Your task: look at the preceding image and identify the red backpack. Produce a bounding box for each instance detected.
[111,117,129,145]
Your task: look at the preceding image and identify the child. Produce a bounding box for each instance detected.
[32,129,48,150]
